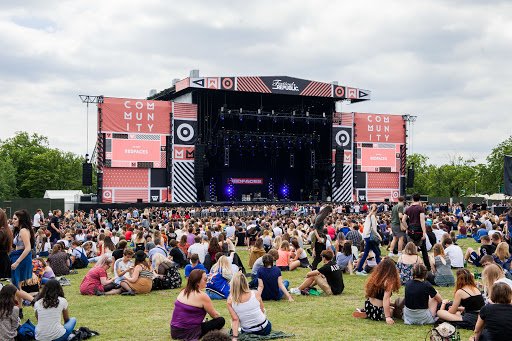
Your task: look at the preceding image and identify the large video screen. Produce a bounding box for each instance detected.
[105,133,166,168]
[360,147,397,172]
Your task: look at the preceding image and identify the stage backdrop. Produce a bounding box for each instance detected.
[98,97,172,203]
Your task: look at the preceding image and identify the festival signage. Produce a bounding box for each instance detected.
[99,97,171,134]
[111,139,162,166]
[354,113,405,143]
[229,178,264,185]
[360,148,397,172]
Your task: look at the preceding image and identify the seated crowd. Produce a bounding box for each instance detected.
[0,197,511,340]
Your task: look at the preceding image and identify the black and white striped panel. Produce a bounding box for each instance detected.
[332,164,353,202]
[172,161,197,203]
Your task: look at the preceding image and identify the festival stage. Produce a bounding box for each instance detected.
[92,72,407,204]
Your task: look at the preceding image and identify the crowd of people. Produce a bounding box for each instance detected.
[0,197,511,340]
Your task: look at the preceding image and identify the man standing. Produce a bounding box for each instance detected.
[33,209,42,231]
[402,194,430,270]
[49,209,62,245]
[389,197,406,257]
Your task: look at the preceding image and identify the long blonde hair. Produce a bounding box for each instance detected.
[495,242,510,261]
[482,264,505,298]
[211,255,233,278]
[230,271,250,304]
[432,244,445,257]
[152,253,172,270]
[273,236,282,250]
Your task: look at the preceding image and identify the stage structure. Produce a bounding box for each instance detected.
[94,73,407,203]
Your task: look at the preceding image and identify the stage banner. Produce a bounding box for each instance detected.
[354,113,406,144]
[331,113,354,202]
[99,97,171,134]
[230,178,264,185]
[505,155,512,196]
[172,102,198,203]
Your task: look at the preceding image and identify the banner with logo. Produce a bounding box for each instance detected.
[354,113,406,143]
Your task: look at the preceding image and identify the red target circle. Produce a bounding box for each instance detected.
[335,86,345,97]
[222,78,233,89]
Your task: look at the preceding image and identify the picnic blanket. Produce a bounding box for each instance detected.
[234,331,295,340]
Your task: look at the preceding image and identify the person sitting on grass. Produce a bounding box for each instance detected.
[396,242,423,285]
[352,258,401,324]
[336,240,354,274]
[113,248,134,286]
[248,238,266,268]
[249,249,279,290]
[206,255,233,300]
[0,284,20,341]
[276,241,300,271]
[170,269,225,341]
[185,253,207,278]
[403,263,443,325]
[257,254,294,302]
[290,250,344,296]
[470,282,512,341]
[79,255,122,296]
[34,279,77,341]
[492,242,512,271]
[436,269,484,330]
[481,264,512,302]
[119,250,153,295]
[290,238,310,269]
[464,235,496,267]
[227,272,272,338]
[426,243,455,287]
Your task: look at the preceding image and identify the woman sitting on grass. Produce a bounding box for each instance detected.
[248,238,266,268]
[276,241,300,271]
[352,258,400,324]
[436,269,484,330]
[492,242,512,271]
[290,238,310,269]
[481,264,512,302]
[336,241,354,274]
[47,244,70,277]
[396,242,422,285]
[206,255,233,300]
[34,279,76,341]
[470,282,512,341]
[79,255,122,296]
[0,284,20,341]
[427,243,455,287]
[171,269,225,340]
[119,250,153,295]
[227,272,271,338]
[403,263,443,325]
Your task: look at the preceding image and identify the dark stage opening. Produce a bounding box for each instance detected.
[193,90,334,202]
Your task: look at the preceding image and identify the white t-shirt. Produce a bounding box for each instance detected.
[34,297,68,341]
[188,242,207,264]
[114,258,133,279]
[33,213,41,228]
[444,244,464,268]
[433,229,447,244]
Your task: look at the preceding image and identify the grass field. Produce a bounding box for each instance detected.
[22,239,480,341]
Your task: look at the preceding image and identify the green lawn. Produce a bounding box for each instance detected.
[23,239,480,340]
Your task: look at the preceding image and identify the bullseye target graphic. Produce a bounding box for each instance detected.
[103,190,112,199]
[221,77,234,90]
[333,127,352,148]
[174,120,197,145]
[334,86,345,98]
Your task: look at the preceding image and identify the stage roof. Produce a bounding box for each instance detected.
[148,75,371,103]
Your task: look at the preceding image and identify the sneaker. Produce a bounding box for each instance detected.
[300,289,310,296]
[94,289,105,296]
[397,252,402,257]
[356,271,368,276]
[388,252,395,258]
[69,270,79,274]
[289,288,301,295]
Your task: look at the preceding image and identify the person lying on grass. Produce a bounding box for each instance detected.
[290,249,344,296]
[352,257,400,324]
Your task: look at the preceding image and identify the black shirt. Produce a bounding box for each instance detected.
[318,260,344,295]
[235,231,246,246]
[112,249,124,261]
[405,280,437,309]
[405,205,425,228]
[479,303,512,341]
[49,216,60,241]
[481,244,496,256]
[169,247,187,267]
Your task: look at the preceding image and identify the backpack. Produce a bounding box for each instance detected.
[152,264,182,290]
[73,248,89,269]
[428,322,460,341]
[206,270,230,298]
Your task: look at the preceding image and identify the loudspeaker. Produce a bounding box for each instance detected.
[407,166,415,188]
[195,144,206,183]
[96,171,103,203]
[82,163,93,186]
[310,150,316,169]
[335,147,344,185]
[290,153,295,168]
[224,146,230,167]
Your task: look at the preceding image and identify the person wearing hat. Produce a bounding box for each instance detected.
[119,250,153,295]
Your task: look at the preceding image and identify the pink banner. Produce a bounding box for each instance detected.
[111,139,161,163]
[361,148,397,171]
[354,113,405,143]
[99,97,171,134]
[230,178,264,185]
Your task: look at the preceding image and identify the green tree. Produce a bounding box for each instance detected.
[480,136,512,194]
[0,154,17,200]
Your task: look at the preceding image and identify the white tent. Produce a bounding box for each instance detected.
[43,190,83,211]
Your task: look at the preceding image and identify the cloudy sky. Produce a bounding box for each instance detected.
[0,0,511,165]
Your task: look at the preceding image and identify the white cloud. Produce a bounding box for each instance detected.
[0,0,511,165]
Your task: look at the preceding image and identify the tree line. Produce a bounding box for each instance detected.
[1,132,511,200]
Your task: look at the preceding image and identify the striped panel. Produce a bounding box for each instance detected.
[400,144,406,176]
[340,113,353,126]
[160,151,166,168]
[114,189,149,202]
[135,134,160,140]
[172,161,197,203]
[331,164,353,202]
[237,77,271,93]
[366,189,393,202]
[367,173,399,189]
[300,81,332,97]
[376,143,395,149]
[173,103,197,120]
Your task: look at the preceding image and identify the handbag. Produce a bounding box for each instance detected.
[428,322,460,341]
[368,218,381,244]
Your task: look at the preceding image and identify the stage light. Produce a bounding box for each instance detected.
[240,108,243,113]
[221,106,224,112]
[258,108,261,114]
[323,112,326,118]
[220,112,225,120]
[306,111,309,117]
